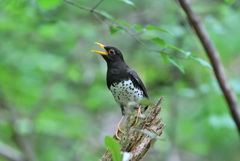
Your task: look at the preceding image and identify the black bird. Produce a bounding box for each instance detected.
[92,42,149,140]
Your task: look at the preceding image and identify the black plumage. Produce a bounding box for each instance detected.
[92,42,149,139]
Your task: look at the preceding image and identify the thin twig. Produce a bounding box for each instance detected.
[178,0,240,133]
[91,0,104,11]
[64,0,159,52]
[156,96,164,107]
[93,13,106,25]
[64,0,188,60]
[64,0,92,11]
[64,0,112,20]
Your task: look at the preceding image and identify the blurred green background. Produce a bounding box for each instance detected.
[0,0,240,161]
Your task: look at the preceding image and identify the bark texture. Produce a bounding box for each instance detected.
[100,97,165,161]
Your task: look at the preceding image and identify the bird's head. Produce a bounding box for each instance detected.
[91,42,124,63]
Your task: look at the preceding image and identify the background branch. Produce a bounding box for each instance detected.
[0,87,37,161]
[100,97,165,161]
[178,0,240,133]
[0,142,24,161]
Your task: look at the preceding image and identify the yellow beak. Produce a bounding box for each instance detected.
[91,42,108,55]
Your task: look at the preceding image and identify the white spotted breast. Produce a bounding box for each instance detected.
[109,79,144,107]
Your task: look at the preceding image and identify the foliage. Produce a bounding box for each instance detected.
[105,136,122,161]
[0,0,240,161]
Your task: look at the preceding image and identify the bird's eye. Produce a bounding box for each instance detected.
[109,49,115,55]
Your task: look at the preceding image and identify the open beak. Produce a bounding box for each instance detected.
[91,42,108,55]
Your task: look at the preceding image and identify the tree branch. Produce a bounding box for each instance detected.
[91,0,104,11]
[64,0,110,19]
[64,0,171,56]
[100,97,165,161]
[178,0,240,133]
[0,142,24,161]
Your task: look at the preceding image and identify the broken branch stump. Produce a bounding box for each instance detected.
[100,97,166,161]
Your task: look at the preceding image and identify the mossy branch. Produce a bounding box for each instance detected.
[100,97,165,161]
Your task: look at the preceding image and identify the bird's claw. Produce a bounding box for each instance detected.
[134,105,142,125]
[115,125,124,140]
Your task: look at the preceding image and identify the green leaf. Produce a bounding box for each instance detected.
[138,98,152,106]
[167,45,186,55]
[98,10,115,20]
[38,0,62,10]
[168,56,185,73]
[109,26,125,35]
[149,37,166,47]
[120,0,136,8]
[115,26,125,34]
[160,53,169,65]
[138,130,160,139]
[189,56,213,70]
[110,26,118,35]
[146,25,171,34]
[225,0,234,4]
[127,101,138,107]
[134,24,144,32]
[161,53,184,73]
[105,136,122,161]
[116,20,132,28]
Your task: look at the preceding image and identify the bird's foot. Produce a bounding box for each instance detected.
[115,125,124,140]
[134,105,142,125]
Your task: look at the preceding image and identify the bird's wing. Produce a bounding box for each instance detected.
[128,69,149,98]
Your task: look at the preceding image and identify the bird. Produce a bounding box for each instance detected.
[91,42,149,140]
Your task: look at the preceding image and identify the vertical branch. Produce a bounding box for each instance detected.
[178,0,240,133]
